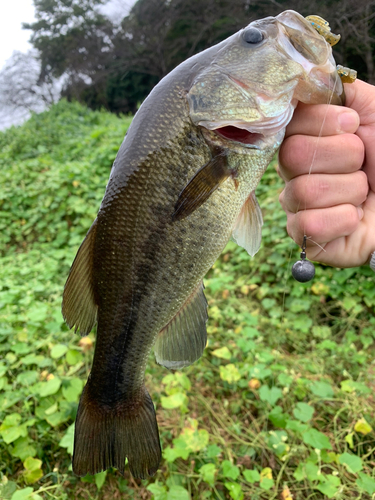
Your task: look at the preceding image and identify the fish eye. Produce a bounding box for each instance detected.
[243,27,264,44]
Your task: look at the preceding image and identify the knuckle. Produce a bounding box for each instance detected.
[286,214,298,241]
[350,135,365,167]
[278,190,285,206]
[279,135,311,175]
[356,171,369,202]
[346,205,360,231]
[290,175,322,208]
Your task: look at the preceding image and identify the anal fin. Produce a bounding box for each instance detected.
[154,281,208,369]
[232,191,263,257]
[62,220,98,335]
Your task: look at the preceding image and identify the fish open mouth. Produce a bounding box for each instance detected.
[214,126,264,146]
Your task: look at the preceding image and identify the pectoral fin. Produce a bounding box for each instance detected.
[232,191,263,257]
[154,281,208,369]
[62,221,98,335]
[172,149,229,221]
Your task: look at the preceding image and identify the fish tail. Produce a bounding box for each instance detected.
[72,383,161,479]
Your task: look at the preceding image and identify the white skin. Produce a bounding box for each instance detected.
[278,79,375,268]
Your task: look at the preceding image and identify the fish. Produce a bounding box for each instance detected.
[62,10,344,479]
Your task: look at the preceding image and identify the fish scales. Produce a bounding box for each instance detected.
[62,10,344,479]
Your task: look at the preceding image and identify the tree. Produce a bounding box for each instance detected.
[0,50,63,128]
[23,0,114,99]
[19,0,375,115]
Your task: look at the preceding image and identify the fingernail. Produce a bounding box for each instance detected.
[357,207,364,220]
[338,111,359,133]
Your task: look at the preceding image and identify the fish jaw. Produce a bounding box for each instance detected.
[276,10,344,105]
[187,10,343,143]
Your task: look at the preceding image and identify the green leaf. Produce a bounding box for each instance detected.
[267,430,289,458]
[302,429,332,450]
[305,462,320,481]
[315,475,341,498]
[224,482,243,500]
[356,472,375,495]
[23,457,43,484]
[11,487,34,500]
[211,346,231,359]
[354,418,373,435]
[65,349,83,365]
[160,393,188,410]
[206,445,222,458]
[163,443,190,462]
[62,377,83,402]
[167,485,190,500]
[293,463,305,481]
[222,460,240,480]
[59,424,75,455]
[16,371,39,387]
[11,437,37,461]
[345,432,354,449]
[180,422,209,452]
[199,464,217,487]
[94,471,107,490]
[50,344,68,359]
[243,469,260,483]
[174,373,191,391]
[286,420,309,434]
[268,406,288,428]
[0,414,24,444]
[147,483,167,500]
[293,402,314,422]
[259,385,282,406]
[219,364,241,383]
[23,457,42,472]
[38,377,61,397]
[0,478,17,500]
[249,364,271,380]
[341,380,371,395]
[260,478,274,490]
[338,453,363,473]
[310,381,334,398]
[321,450,338,463]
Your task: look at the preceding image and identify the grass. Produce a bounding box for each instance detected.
[0,100,374,500]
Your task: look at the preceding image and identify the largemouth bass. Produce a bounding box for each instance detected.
[62,10,344,479]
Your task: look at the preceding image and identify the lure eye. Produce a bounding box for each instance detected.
[243,27,264,44]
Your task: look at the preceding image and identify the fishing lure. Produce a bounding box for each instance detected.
[292,236,315,282]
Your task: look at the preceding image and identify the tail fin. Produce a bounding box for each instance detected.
[72,384,161,479]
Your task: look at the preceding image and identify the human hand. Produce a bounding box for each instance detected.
[278,79,375,268]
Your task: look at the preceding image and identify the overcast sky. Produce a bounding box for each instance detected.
[0,1,36,71]
[0,0,135,71]
[0,0,134,129]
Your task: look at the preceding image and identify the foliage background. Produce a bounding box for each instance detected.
[0,100,375,499]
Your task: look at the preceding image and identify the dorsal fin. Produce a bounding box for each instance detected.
[232,191,263,257]
[62,221,98,335]
[154,281,208,369]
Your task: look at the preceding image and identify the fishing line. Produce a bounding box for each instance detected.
[290,66,340,282]
[280,62,339,320]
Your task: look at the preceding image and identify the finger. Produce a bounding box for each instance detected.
[279,171,368,213]
[286,204,362,249]
[285,102,359,138]
[341,80,375,189]
[278,133,364,180]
